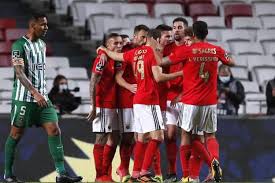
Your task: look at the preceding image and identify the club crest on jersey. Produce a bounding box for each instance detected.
[96,59,106,71]
[12,50,20,59]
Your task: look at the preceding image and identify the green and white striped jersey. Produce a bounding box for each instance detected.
[11,36,48,102]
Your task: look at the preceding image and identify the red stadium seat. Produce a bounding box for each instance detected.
[128,0,155,15]
[0,30,4,41]
[0,19,16,30]
[155,0,184,4]
[0,42,12,55]
[5,28,27,42]
[185,0,212,5]
[0,55,11,67]
[188,3,217,19]
[224,4,252,28]
[0,19,16,41]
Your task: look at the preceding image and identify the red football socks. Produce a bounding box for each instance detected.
[180,145,191,178]
[152,148,162,176]
[102,144,116,176]
[206,138,219,160]
[132,141,146,178]
[141,139,161,175]
[93,144,104,178]
[192,140,212,167]
[166,139,178,174]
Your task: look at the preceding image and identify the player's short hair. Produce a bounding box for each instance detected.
[30,13,47,21]
[173,17,188,27]
[193,21,208,40]
[103,33,121,46]
[120,34,129,39]
[147,29,161,40]
[184,27,193,37]
[155,24,172,33]
[134,24,150,35]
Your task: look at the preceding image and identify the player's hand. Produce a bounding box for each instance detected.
[128,84,137,94]
[12,58,24,66]
[87,105,97,122]
[171,94,182,108]
[96,46,107,54]
[272,89,275,96]
[147,38,158,49]
[32,91,48,107]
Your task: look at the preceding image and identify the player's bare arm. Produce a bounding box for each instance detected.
[152,65,182,82]
[115,70,137,94]
[13,58,47,107]
[87,73,101,122]
[97,46,124,62]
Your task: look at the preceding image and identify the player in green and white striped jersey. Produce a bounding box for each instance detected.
[4,13,82,183]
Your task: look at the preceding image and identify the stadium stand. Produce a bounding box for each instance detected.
[188,3,218,19]
[224,4,253,27]
[197,16,226,29]
[154,3,184,18]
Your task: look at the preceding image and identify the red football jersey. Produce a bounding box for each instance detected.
[158,67,169,111]
[92,51,116,108]
[115,61,136,108]
[169,42,231,105]
[123,45,159,105]
[163,42,184,101]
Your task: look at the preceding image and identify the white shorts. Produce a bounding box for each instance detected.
[178,104,217,133]
[117,108,135,133]
[166,100,183,126]
[161,110,167,124]
[92,108,119,133]
[133,104,164,133]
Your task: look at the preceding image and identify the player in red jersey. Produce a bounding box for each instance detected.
[115,25,149,182]
[159,21,235,182]
[148,24,173,182]
[98,28,183,182]
[160,17,189,182]
[88,33,123,182]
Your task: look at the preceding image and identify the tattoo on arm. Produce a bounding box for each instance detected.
[14,65,36,94]
[89,73,101,106]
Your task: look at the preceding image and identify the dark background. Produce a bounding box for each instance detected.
[0,115,275,182]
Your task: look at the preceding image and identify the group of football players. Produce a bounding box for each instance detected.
[88,17,235,183]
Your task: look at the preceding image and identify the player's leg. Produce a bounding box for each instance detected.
[117,108,134,182]
[4,126,24,182]
[180,129,192,182]
[131,133,146,180]
[95,108,119,181]
[117,132,134,182]
[165,101,180,181]
[200,105,222,182]
[41,101,82,183]
[152,145,162,182]
[179,103,203,182]
[94,133,108,179]
[4,101,31,182]
[139,105,164,181]
[189,133,204,182]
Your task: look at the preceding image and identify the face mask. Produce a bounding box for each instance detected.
[59,84,68,92]
[219,76,230,83]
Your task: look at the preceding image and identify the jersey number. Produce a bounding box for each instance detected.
[199,63,209,83]
[136,60,144,80]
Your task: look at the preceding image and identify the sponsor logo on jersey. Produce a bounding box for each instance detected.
[30,63,46,71]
